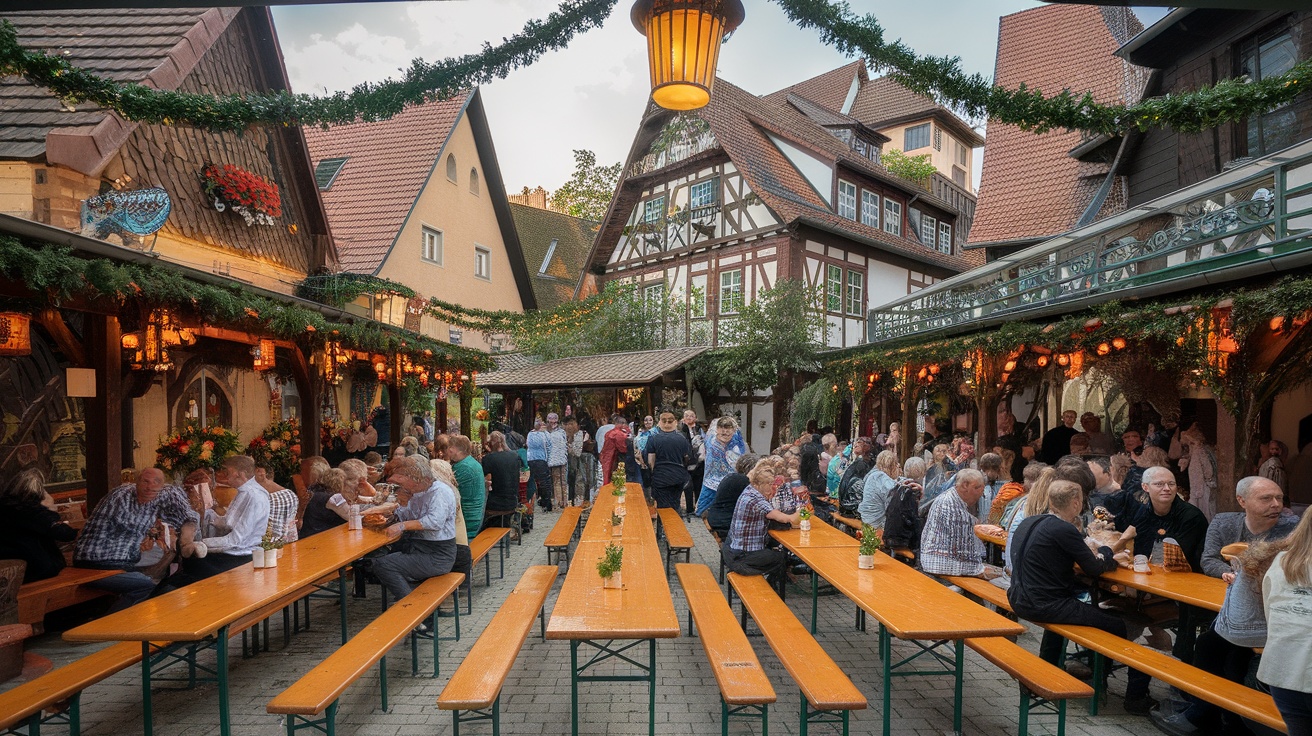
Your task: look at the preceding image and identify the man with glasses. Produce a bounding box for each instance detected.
[373,455,458,606]
[1116,465,1208,571]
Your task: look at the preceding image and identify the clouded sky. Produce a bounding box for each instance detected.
[272,1,1166,195]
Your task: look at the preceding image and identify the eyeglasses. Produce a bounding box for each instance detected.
[1147,481,1177,489]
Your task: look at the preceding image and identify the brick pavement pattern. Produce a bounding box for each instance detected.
[13,514,1153,735]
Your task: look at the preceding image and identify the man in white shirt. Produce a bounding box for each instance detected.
[155,455,271,595]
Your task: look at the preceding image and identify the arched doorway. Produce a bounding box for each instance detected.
[173,371,233,429]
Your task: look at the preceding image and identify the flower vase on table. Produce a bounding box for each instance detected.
[612,469,626,495]
[858,523,881,569]
[252,547,265,568]
[610,513,624,538]
[798,505,812,532]
[598,542,623,589]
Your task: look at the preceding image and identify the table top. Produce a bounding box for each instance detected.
[792,546,1024,640]
[770,522,859,550]
[546,486,679,641]
[1099,565,1226,612]
[975,526,1008,547]
[65,526,391,642]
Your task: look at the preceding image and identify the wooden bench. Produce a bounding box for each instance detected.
[965,636,1092,734]
[676,564,775,734]
[942,575,1287,732]
[890,548,916,565]
[543,506,583,568]
[0,641,161,734]
[656,508,694,576]
[728,572,867,735]
[481,508,522,545]
[18,568,123,626]
[437,565,558,735]
[267,572,465,734]
[702,517,726,583]
[831,513,863,536]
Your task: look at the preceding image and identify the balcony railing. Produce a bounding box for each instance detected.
[629,129,720,178]
[867,139,1312,343]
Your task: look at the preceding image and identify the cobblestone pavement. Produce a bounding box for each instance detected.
[13,512,1156,735]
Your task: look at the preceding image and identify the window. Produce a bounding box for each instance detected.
[469,168,480,196]
[846,270,863,316]
[689,179,716,209]
[446,154,457,182]
[314,157,348,190]
[956,142,968,167]
[690,273,707,318]
[643,195,665,223]
[474,245,491,280]
[952,166,966,188]
[939,222,953,254]
[826,264,843,312]
[836,180,857,220]
[421,226,443,265]
[719,269,743,314]
[448,328,462,345]
[933,126,942,151]
[644,282,665,314]
[904,123,931,151]
[921,215,937,246]
[861,191,880,228]
[1239,30,1299,156]
[883,198,902,236]
[539,239,558,275]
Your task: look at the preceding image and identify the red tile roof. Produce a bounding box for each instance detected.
[850,76,984,147]
[304,95,470,273]
[969,5,1147,246]
[762,61,866,113]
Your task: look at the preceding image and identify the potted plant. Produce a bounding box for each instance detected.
[611,468,626,494]
[257,531,284,568]
[611,512,624,537]
[798,505,812,532]
[597,542,624,589]
[858,524,881,569]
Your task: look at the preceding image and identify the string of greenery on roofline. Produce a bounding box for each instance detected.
[0,0,1306,138]
[0,236,494,374]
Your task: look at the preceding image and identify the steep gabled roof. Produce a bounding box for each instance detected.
[508,202,596,310]
[969,5,1147,246]
[763,60,867,113]
[850,76,984,148]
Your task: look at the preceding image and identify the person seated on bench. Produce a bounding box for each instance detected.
[706,453,758,540]
[0,469,77,583]
[1152,536,1287,735]
[431,459,472,580]
[858,451,909,531]
[75,468,200,611]
[836,437,874,519]
[722,460,801,592]
[481,431,522,531]
[1200,476,1295,580]
[1116,466,1208,571]
[1007,480,1151,714]
[920,469,1002,580]
[155,456,270,595]
[373,456,458,607]
[1257,510,1312,735]
[255,464,298,543]
[447,436,485,541]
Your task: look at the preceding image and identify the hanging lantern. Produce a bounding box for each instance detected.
[1111,337,1127,350]
[139,309,176,371]
[322,341,344,385]
[0,313,31,356]
[1096,343,1111,356]
[917,367,928,380]
[1057,354,1070,366]
[961,358,973,370]
[1036,355,1050,368]
[631,0,745,110]
[928,364,940,375]
[252,339,276,371]
[120,333,140,350]
[1270,316,1287,332]
[1003,359,1017,373]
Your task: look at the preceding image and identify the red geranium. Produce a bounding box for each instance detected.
[201,163,282,218]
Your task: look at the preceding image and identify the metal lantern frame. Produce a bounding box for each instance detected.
[631,0,744,111]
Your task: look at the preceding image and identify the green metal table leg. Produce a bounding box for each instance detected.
[810,571,818,634]
[25,712,40,736]
[881,625,892,736]
[325,702,336,736]
[69,692,80,736]
[1089,653,1104,716]
[217,624,231,736]
[953,639,964,733]
[1058,697,1067,736]
[721,700,728,736]
[433,611,441,678]
[763,702,768,735]
[379,655,388,711]
[799,692,808,736]
[338,567,349,645]
[1018,688,1028,736]
[648,638,656,736]
[141,641,153,736]
[570,640,579,736]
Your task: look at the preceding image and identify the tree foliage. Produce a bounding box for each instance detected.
[882,148,936,187]
[549,149,622,223]
[510,280,686,360]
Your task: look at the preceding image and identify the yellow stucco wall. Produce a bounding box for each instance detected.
[130,368,274,472]
[879,119,976,193]
[375,113,525,352]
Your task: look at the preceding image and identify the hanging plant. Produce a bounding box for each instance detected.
[201,163,282,226]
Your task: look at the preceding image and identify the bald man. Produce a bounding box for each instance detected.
[75,467,200,612]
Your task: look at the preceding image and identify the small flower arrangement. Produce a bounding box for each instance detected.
[201,162,282,226]
[597,542,624,580]
[259,531,285,551]
[859,524,882,556]
[156,424,241,477]
[611,512,623,526]
[798,506,812,521]
[611,467,627,493]
[246,419,301,486]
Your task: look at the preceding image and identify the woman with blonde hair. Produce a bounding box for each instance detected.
[721,459,801,593]
[1260,510,1312,734]
[858,450,900,529]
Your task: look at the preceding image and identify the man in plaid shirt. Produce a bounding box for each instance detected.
[75,467,200,612]
[722,461,801,593]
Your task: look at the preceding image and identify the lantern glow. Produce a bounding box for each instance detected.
[632,0,744,111]
[0,313,30,356]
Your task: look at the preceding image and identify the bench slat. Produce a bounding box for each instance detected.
[830,514,862,534]
[438,565,558,710]
[964,637,1093,701]
[676,564,774,706]
[18,568,123,625]
[0,641,152,729]
[267,573,464,716]
[728,573,866,712]
[470,528,510,563]
[657,509,694,549]
[543,507,582,548]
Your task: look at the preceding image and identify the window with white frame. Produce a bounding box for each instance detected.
[846,270,863,316]
[826,264,843,312]
[643,195,665,223]
[861,191,880,228]
[921,215,937,246]
[904,123,930,151]
[644,282,665,312]
[956,141,968,167]
[719,269,743,314]
[939,222,953,254]
[883,198,902,236]
[837,180,857,221]
[689,179,716,210]
[445,154,457,182]
[421,226,443,265]
[474,245,491,280]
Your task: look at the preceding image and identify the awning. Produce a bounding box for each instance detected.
[478,346,709,389]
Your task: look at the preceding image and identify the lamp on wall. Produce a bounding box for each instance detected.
[632,0,744,110]
[0,312,32,356]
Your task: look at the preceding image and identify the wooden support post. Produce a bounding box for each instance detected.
[388,381,403,449]
[289,346,321,457]
[85,315,122,511]
[900,365,916,460]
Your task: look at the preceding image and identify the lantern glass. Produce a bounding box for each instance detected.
[633,0,744,111]
[0,313,32,356]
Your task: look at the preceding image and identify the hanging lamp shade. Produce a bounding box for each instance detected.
[0,313,31,356]
[632,0,744,111]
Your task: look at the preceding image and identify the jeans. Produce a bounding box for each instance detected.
[652,482,684,510]
[84,570,156,613]
[549,465,568,507]
[373,539,457,605]
[567,456,583,503]
[721,542,787,593]
[684,464,703,515]
[1021,597,1151,700]
[153,553,251,596]
[1182,624,1256,732]
[528,459,551,508]
[694,484,717,517]
[1272,686,1312,736]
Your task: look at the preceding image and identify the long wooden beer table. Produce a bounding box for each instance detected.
[65,526,392,736]
[779,537,1024,736]
[769,523,858,634]
[546,484,679,736]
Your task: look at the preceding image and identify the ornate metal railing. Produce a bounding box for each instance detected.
[868,140,1312,342]
[629,129,720,178]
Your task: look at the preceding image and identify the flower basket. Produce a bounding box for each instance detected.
[156,424,241,478]
[201,163,282,226]
[246,419,302,487]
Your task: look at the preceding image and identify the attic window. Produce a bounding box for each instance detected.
[539,239,559,275]
[314,157,348,190]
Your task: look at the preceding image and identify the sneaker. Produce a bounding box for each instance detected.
[1123,694,1159,716]
[413,623,430,634]
[1149,706,1199,735]
[436,608,458,618]
[1063,660,1093,679]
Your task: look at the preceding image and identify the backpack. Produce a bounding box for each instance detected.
[838,459,871,516]
[883,480,923,551]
